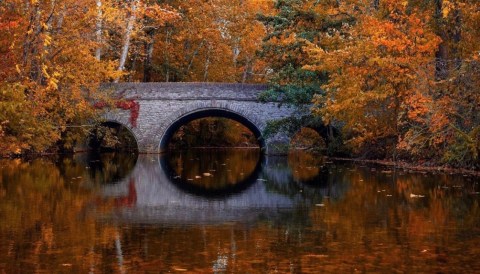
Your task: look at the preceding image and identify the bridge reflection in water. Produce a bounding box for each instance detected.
[100,150,348,225]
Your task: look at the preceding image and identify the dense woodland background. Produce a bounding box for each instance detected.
[0,0,479,168]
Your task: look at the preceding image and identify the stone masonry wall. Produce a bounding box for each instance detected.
[102,83,295,154]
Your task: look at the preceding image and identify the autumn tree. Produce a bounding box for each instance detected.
[0,0,121,156]
[307,0,441,158]
[304,0,479,167]
[411,0,480,166]
[135,0,269,83]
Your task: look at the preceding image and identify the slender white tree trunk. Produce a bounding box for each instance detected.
[203,44,212,82]
[115,0,139,82]
[95,0,103,60]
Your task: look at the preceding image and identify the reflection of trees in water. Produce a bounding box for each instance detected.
[87,152,137,184]
[169,118,259,149]
[0,158,115,273]
[260,155,337,206]
[307,167,480,272]
[167,149,260,190]
[1,157,480,273]
[288,151,326,184]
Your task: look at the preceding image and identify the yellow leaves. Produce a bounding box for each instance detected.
[442,2,453,18]
[41,64,50,79]
[47,76,59,90]
[43,34,52,47]
[41,22,49,30]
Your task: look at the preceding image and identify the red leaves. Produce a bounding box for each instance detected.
[94,100,140,128]
[116,100,140,128]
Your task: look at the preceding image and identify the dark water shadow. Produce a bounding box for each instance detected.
[86,152,138,184]
[160,149,264,198]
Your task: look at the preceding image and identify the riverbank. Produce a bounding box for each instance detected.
[330,157,480,177]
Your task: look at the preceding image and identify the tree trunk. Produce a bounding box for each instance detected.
[434,0,448,80]
[184,39,205,80]
[241,58,251,83]
[95,0,103,61]
[164,28,171,82]
[115,0,139,83]
[203,44,211,82]
[128,48,139,81]
[452,4,462,70]
[143,28,155,82]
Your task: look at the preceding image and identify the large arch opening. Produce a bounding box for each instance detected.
[159,108,265,151]
[168,117,259,149]
[159,108,264,196]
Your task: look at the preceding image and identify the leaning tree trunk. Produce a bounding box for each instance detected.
[115,0,139,83]
[95,0,103,60]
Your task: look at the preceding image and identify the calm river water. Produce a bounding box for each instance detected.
[0,149,479,273]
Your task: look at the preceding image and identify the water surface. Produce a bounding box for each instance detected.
[0,149,479,273]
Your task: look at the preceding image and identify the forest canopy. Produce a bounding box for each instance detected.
[0,0,479,168]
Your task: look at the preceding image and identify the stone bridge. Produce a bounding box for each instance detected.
[101,82,299,154]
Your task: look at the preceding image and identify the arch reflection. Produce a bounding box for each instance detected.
[162,149,263,197]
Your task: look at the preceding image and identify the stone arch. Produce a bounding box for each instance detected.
[89,120,140,151]
[294,123,340,146]
[157,101,266,152]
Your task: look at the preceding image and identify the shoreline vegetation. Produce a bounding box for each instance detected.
[330,157,480,177]
[2,148,478,177]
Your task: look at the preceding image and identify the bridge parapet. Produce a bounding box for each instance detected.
[102,82,269,101]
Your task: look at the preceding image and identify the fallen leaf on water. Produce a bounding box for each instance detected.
[303,254,329,258]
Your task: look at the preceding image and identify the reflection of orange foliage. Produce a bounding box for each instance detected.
[290,128,326,151]
[288,151,324,182]
[1,157,480,272]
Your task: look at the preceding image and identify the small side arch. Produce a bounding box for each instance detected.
[89,120,140,152]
